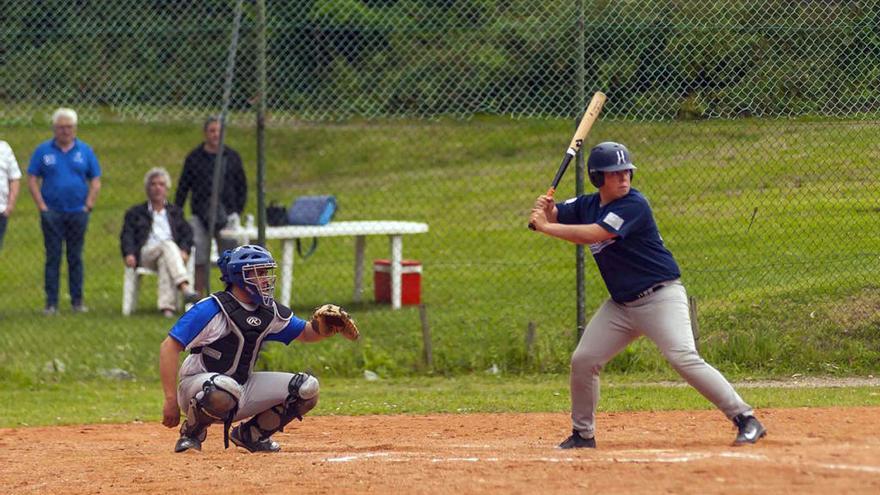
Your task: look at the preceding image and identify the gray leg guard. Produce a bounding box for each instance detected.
[176,374,241,452]
[237,373,319,449]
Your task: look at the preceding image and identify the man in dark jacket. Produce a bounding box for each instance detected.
[174,116,247,295]
[122,167,200,317]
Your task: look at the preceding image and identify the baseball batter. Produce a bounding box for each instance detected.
[529,141,766,448]
[160,244,359,453]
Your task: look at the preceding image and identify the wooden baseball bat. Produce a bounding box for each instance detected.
[528,91,607,230]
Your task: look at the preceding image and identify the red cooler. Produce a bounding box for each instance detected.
[373,259,422,305]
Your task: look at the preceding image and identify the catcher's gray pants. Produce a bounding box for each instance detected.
[570,280,752,437]
[178,371,306,422]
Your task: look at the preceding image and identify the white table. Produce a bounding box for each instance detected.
[220,221,428,309]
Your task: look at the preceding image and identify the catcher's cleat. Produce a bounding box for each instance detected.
[732,414,766,445]
[557,430,596,449]
[174,435,203,453]
[230,425,281,453]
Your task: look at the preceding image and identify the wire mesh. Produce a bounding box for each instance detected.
[0,1,877,381]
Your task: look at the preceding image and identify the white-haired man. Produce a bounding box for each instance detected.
[121,167,200,317]
[28,108,102,315]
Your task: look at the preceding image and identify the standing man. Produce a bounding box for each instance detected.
[160,244,359,453]
[121,167,201,317]
[28,108,101,315]
[175,116,247,296]
[530,141,766,448]
[0,140,22,252]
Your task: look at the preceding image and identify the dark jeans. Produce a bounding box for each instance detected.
[40,210,89,307]
[0,213,7,251]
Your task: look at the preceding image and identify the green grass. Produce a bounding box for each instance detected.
[0,116,878,386]
[2,375,877,428]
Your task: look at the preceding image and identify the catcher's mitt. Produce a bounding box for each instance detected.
[310,304,359,341]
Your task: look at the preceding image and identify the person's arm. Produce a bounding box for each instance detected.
[530,195,616,245]
[4,179,19,216]
[296,321,328,343]
[175,208,194,253]
[536,222,616,245]
[230,152,247,214]
[159,336,185,428]
[120,208,138,267]
[84,177,100,212]
[174,158,191,208]
[27,175,48,212]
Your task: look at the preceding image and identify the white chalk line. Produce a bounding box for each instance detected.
[319,448,880,474]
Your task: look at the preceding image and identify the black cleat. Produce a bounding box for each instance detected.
[174,435,202,453]
[230,425,281,453]
[557,429,596,449]
[732,414,766,445]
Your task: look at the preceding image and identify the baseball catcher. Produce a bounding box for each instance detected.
[159,244,359,453]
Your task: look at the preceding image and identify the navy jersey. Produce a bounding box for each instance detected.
[556,188,680,303]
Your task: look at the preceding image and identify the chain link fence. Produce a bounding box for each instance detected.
[1,1,878,381]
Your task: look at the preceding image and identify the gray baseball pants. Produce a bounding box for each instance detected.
[570,280,752,437]
[179,371,304,421]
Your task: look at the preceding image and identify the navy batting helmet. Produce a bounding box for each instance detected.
[222,245,277,306]
[587,142,637,188]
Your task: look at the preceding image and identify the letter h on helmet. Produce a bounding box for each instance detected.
[218,245,277,306]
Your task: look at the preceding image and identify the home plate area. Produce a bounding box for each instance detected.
[1,407,878,494]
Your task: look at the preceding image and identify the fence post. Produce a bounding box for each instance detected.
[525,321,537,365]
[688,295,700,347]
[575,0,587,343]
[255,0,267,247]
[419,303,433,369]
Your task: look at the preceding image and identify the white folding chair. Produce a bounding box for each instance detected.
[121,247,196,316]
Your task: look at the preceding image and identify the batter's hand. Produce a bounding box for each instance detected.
[162,398,180,428]
[124,255,137,268]
[529,210,545,231]
[533,194,555,215]
[530,195,556,231]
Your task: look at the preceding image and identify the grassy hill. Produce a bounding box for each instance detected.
[1,116,878,386]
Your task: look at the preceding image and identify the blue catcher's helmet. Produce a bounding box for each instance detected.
[223,245,277,306]
[217,249,234,283]
[587,142,637,188]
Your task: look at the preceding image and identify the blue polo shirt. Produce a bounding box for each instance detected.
[28,138,101,212]
[556,188,681,303]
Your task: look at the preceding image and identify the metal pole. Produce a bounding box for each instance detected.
[255,0,267,247]
[575,0,587,342]
[205,0,245,293]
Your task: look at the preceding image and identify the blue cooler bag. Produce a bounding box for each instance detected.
[287,195,337,225]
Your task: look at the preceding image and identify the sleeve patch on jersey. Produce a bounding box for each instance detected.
[603,211,625,231]
[563,197,577,204]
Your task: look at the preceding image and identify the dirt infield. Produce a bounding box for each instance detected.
[2,407,879,494]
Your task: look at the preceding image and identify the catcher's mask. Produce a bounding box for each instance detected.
[222,245,277,306]
[587,141,637,188]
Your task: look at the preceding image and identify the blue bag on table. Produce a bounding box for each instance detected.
[286,195,337,259]
[287,195,337,226]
